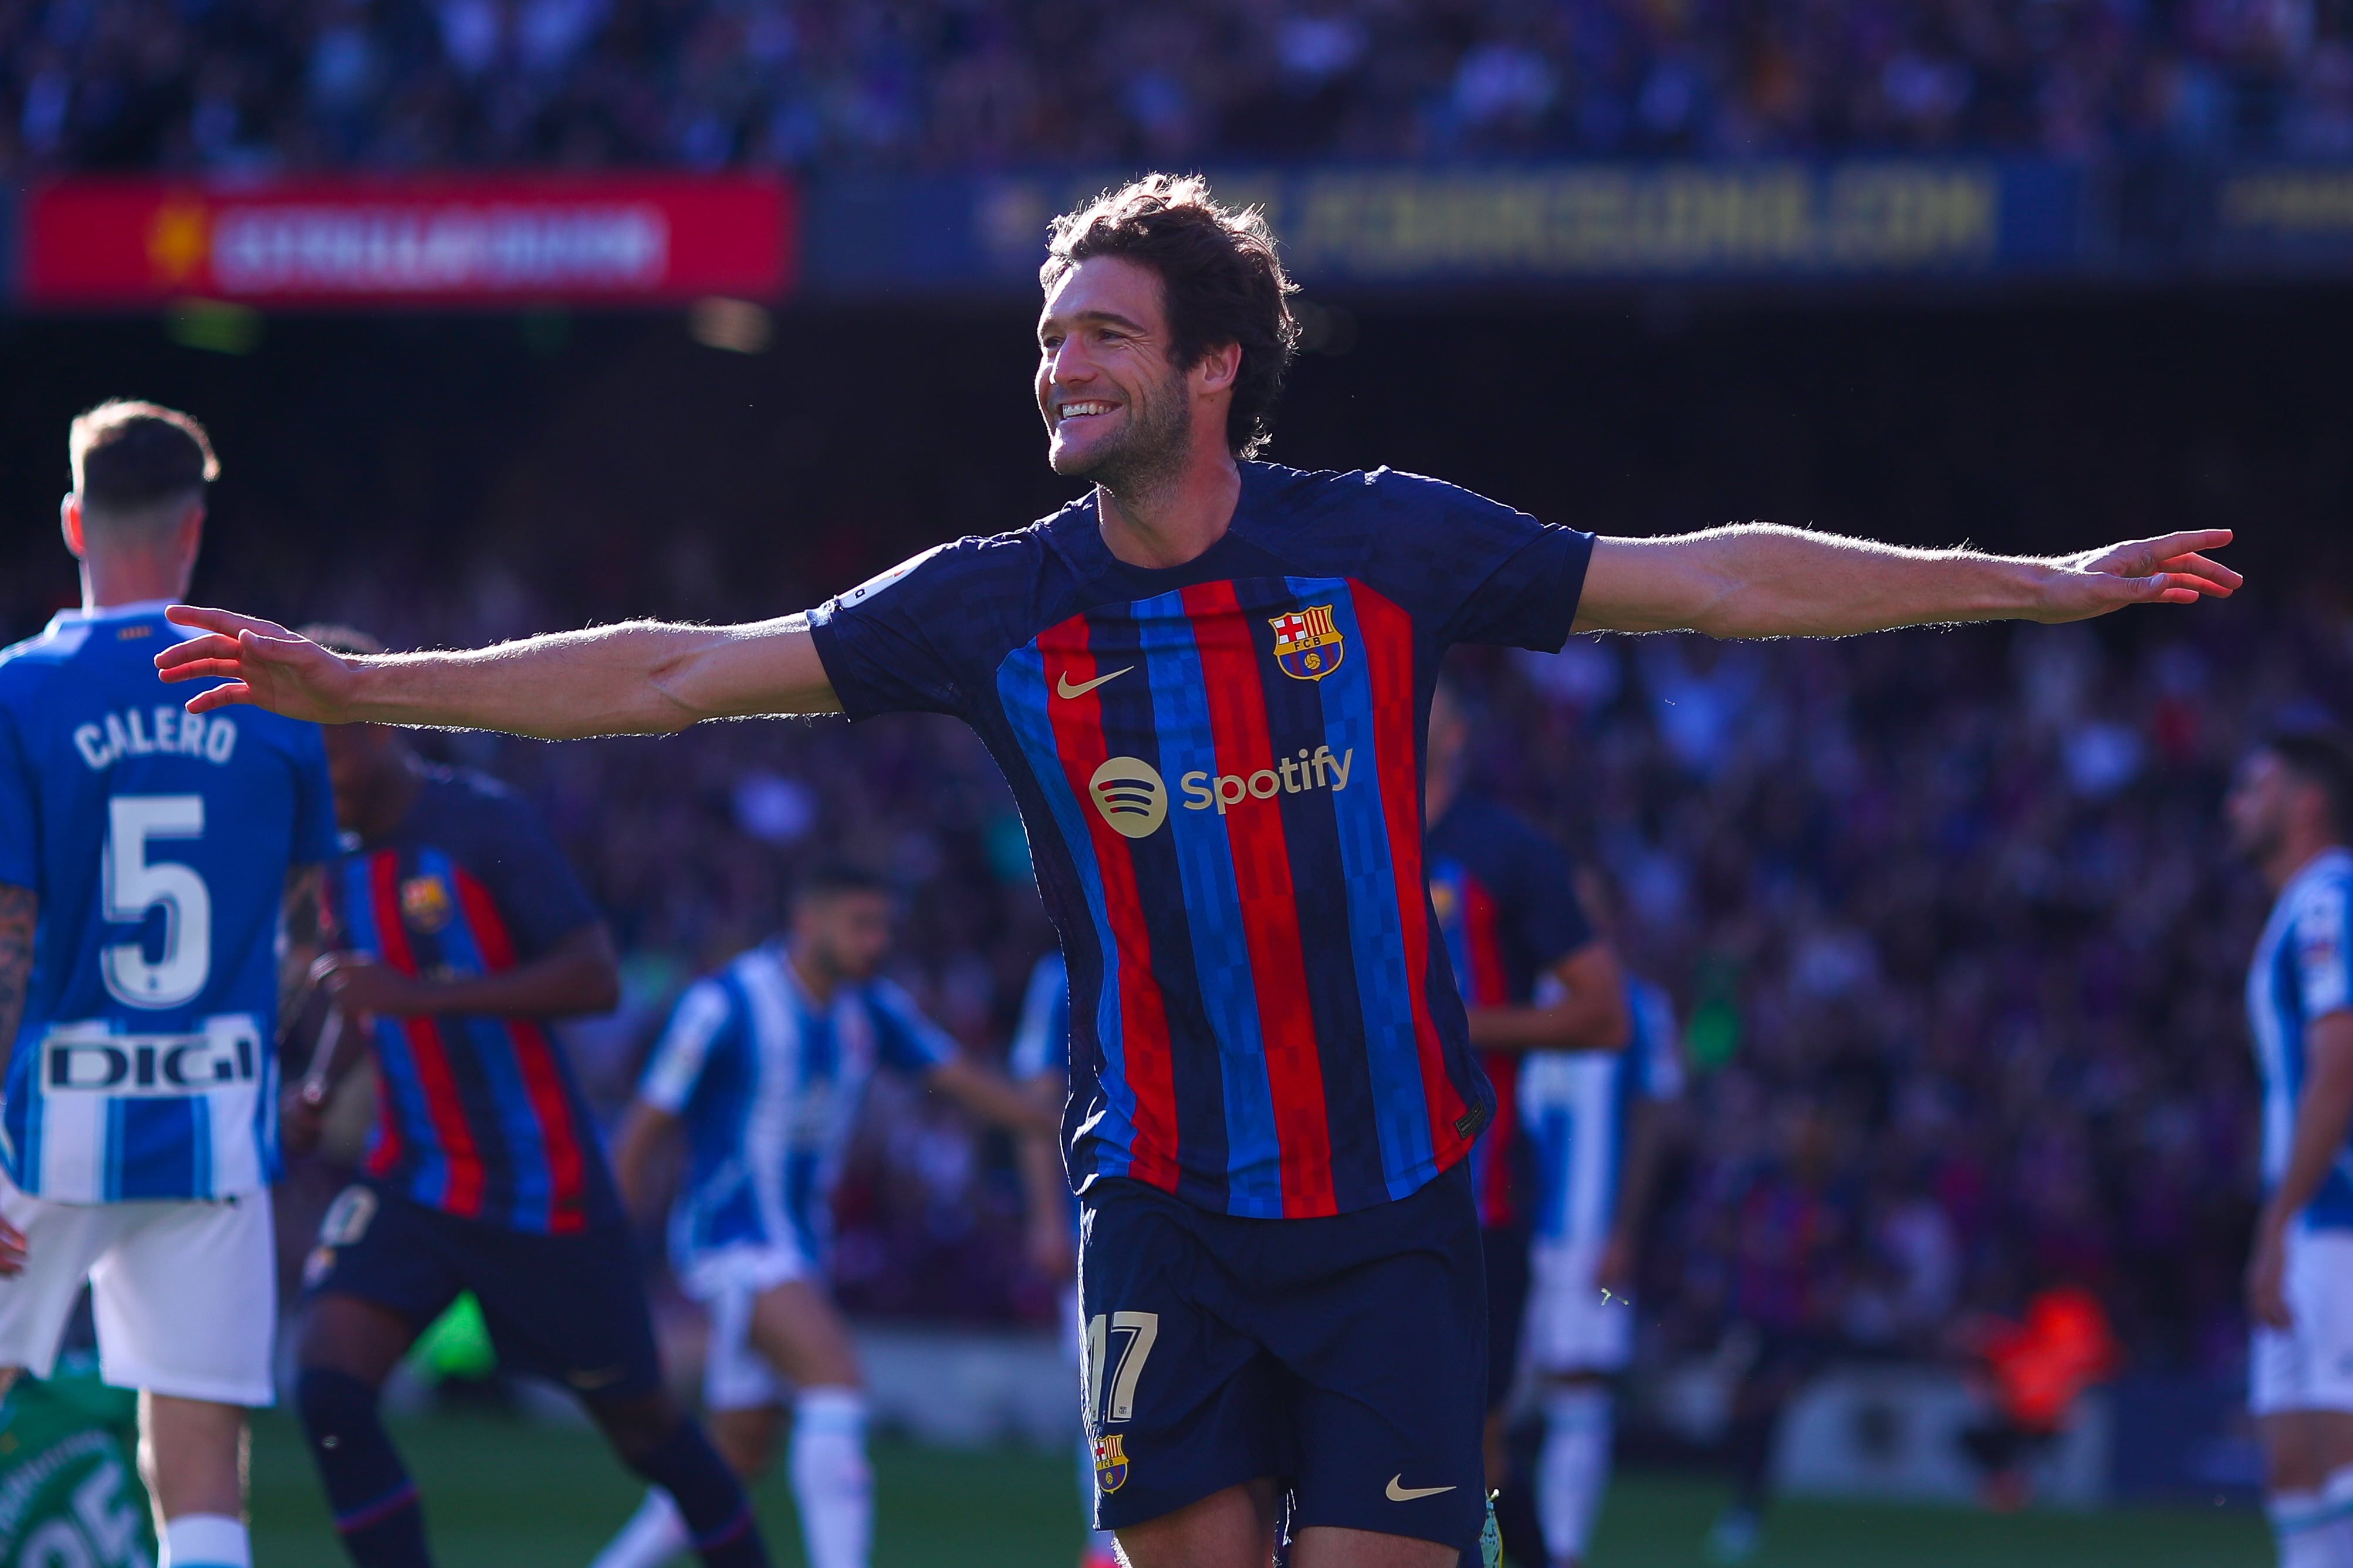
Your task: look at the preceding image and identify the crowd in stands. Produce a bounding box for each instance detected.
[9,0,2353,177]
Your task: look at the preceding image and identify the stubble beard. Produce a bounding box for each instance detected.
[1056,370,1194,510]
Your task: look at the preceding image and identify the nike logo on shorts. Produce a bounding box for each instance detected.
[1057,666,1134,699]
[1386,1475,1457,1502]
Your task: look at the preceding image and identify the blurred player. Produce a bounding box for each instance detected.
[0,401,336,1568]
[593,864,1052,1568]
[2227,731,2353,1568]
[280,637,769,1568]
[1516,871,1683,1568]
[1010,949,1122,1568]
[160,174,2238,1568]
[1422,676,1628,1542]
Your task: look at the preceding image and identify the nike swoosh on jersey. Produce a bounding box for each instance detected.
[1057,666,1135,699]
[1386,1476,1458,1502]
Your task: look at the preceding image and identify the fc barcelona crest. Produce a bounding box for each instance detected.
[1093,1433,1130,1494]
[400,874,455,934]
[1269,605,1345,682]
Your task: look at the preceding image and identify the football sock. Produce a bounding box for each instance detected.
[295,1367,430,1568]
[589,1489,690,1568]
[619,1421,766,1568]
[1537,1385,1612,1565]
[790,1387,873,1568]
[161,1513,251,1568]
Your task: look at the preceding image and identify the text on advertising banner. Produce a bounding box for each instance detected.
[23,175,793,306]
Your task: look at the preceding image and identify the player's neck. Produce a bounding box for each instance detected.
[2268,834,2348,895]
[349,754,425,841]
[787,947,838,1004]
[1094,449,1242,571]
[79,551,191,613]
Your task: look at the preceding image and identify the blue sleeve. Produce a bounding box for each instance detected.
[640,979,736,1114]
[287,724,339,866]
[1361,471,1594,653]
[1009,953,1069,1083]
[0,703,33,890]
[2295,878,2353,1021]
[867,978,958,1073]
[1516,837,1596,973]
[476,793,601,958]
[807,544,976,720]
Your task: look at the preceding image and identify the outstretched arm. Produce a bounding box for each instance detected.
[155,609,841,736]
[1466,941,1632,1054]
[1573,526,2239,638]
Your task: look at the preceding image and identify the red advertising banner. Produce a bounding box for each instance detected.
[23,175,793,306]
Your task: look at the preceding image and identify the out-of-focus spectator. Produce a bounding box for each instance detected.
[6,0,2353,177]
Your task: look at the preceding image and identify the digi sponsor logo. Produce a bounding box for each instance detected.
[1089,758,1169,839]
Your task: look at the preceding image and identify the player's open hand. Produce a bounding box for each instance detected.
[2032,530,2240,623]
[155,607,363,722]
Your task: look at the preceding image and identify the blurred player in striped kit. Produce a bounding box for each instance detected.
[2228,731,2353,1568]
[1420,675,1629,1559]
[0,402,337,1568]
[1514,872,1683,1568]
[594,865,1051,1568]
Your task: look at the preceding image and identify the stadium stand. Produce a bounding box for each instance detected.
[6,0,2353,175]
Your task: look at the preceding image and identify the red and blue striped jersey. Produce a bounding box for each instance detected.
[810,463,1593,1218]
[320,768,616,1234]
[1427,795,1598,1228]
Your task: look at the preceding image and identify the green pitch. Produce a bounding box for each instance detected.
[247,1408,2269,1566]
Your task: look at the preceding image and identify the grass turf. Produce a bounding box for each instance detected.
[248,1407,2270,1566]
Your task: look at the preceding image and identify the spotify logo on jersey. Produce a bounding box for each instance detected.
[1089,757,1169,839]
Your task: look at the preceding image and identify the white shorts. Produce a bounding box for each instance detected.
[2253,1228,2353,1416]
[702,1281,790,1413]
[1523,1239,1634,1376]
[0,1177,275,1406]
[676,1237,810,1308]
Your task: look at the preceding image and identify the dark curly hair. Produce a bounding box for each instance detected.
[1042,174,1301,459]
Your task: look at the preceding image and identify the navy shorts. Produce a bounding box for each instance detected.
[1482,1220,1531,1411]
[303,1180,664,1403]
[1077,1160,1487,1550]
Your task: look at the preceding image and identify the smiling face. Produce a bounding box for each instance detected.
[1035,255,1198,492]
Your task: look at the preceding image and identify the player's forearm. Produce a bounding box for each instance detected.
[396,933,620,1020]
[1609,1105,1669,1245]
[1584,527,2061,638]
[339,622,775,737]
[2264,1024,2353,1227]
[610,1101,677,1218]
[1467,996,1628,1052]
[932,1057,1063,1135]
[0,884,34,1077]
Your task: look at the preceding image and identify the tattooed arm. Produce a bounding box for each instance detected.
[0,883,32,1084]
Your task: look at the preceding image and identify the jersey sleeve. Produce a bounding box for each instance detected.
[1009,954,1069,1083]
[807,544,978,720]
[2295,879,2353,1022]
[867,978,959,1073]
[1361,471,1594,653]
[639,978,736,1114]
[287,724,340,866]
[477,794,601,958]
[0,705,33,890]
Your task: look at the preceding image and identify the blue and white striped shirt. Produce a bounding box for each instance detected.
[2250,847,2353,1228]
[640,943,955,1276]
[1519,976,1684,1249]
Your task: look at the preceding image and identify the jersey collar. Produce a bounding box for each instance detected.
[46,598,174,631]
